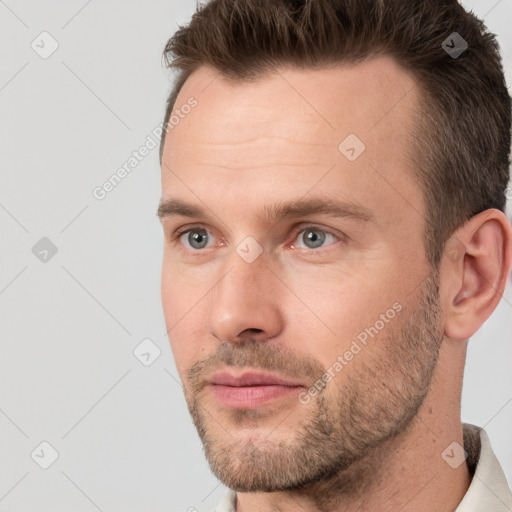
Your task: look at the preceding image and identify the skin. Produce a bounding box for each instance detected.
[159,57,512,512]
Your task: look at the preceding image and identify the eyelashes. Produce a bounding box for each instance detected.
[169,223,345,255]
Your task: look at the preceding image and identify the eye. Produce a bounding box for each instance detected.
[291,227,339,250]
[170,224,341,254]
[177,228,216,250]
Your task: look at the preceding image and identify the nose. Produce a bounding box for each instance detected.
[208,251,284,344]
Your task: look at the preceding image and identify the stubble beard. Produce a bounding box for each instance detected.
[183,271,443,498]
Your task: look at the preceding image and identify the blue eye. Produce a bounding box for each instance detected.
[180,228,212,250]
[293,228,337,250]
[171,225,340,254]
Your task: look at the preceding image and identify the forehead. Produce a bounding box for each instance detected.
[169,56,417,139]
[161,56,424,230]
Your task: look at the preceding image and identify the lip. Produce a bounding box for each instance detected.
[207,371,303,387]
[206,371,306,409]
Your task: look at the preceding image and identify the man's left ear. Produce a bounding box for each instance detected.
[441,208,512,340]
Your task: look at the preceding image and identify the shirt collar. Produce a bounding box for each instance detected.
[455,422,512,511]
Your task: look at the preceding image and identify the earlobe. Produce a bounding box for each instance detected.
[442,209,512,341]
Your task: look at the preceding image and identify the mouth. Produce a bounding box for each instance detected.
[206,371,306,409]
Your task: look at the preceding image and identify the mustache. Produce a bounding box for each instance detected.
[187,338,324,393]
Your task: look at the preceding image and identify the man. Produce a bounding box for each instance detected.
[157,0,512,510]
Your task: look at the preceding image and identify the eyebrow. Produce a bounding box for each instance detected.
[157,197,373,224]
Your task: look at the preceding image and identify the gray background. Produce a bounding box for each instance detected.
[0,1,511,511]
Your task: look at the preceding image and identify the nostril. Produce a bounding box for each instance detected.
[243,328,263,335]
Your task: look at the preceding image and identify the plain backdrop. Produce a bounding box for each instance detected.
[0,1,511,511]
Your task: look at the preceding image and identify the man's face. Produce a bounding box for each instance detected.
[160,57,444,491]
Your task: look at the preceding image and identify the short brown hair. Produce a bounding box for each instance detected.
[160,0,511,267]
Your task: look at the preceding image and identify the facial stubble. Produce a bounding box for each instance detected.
[182,271,443,498]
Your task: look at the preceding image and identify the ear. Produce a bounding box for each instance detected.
[440,209,512,340]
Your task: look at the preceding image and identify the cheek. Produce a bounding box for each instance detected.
[161,256,210,323]
[166,313,210,386]
[161,260,211,373]
[161,266,180,325]
[281,264,401,356]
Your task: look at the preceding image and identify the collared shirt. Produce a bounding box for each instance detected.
[213,423,512,511]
